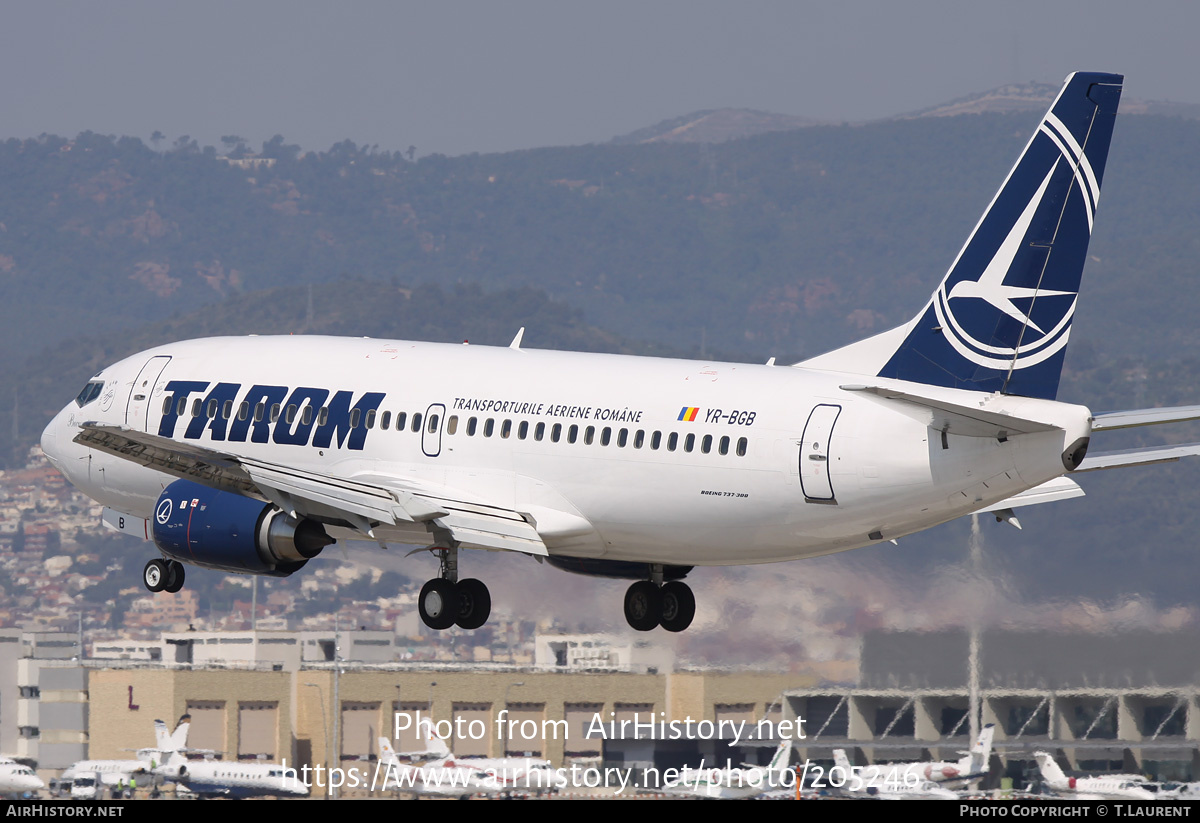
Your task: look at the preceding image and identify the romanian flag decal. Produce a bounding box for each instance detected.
[678,406,700,422]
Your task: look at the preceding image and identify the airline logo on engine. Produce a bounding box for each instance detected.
[157,380,386,451]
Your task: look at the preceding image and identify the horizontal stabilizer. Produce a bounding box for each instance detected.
[974,476,1085,514]
[841,384,1061,438]
[1072,442,1200,472]
[1091,404,1200,431]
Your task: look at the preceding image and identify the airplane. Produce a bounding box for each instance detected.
[864,724,994,788]
[150,715,308,799]
[58,712,189,798]
[378,733,561,797]
[1032,751,1156,801]
[0,757,45,798]
[39,71,1200,633]
[376,736,510,798]
[831,749,958,800]
[660,740,794,800]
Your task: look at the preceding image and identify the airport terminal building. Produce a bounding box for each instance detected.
[8,627,1200,793]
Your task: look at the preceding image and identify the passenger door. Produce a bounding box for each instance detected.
[800,404,841,502]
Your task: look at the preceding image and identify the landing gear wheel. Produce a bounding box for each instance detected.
[659,581,695,633]
[454,578,491,630]
[624,580,661,632]
[419,578,458,630]
[143,559,168,593]
[163,561,186,594]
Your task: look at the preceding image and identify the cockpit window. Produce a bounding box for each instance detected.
[74,380,104,407]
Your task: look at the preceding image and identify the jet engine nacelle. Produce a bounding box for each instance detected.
[156,763,187,780]
[152,479,332,576]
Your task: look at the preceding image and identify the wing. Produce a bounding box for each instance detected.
[74,423,550,556]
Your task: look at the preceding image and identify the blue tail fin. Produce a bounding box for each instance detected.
[871,72,1122,399]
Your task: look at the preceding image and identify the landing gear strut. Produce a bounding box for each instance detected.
[418,546,491,631]
[143,558,186,593]
[623,574,695,632]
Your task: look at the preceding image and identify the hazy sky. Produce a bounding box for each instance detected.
[3,1,1199,157]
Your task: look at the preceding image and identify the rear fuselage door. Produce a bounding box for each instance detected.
[422,403,446,457]
[125,356,172,431]
[800,404,841,502]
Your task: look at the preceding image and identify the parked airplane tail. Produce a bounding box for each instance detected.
[1034,751,1068,787]
[802,72,1123,401]
[961,723,995,776]
[765,741,793,776]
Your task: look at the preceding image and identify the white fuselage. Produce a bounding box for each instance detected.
[0,758,45,796]
[161,760,308,798]
[42,335,1092,567]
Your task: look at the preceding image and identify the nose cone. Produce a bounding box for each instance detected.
[40,411,62,470]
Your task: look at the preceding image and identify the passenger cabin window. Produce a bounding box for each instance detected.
[584,426,595,445]
[701,434,712,454]
[318,407,329,426]
[223,400,233,419]
[484,418,494,437]
[534,422,545,441]
[501,420,512,439]
[737,437,748,457]
[634,430,645,449]
[518,421,529,440]
[238,402,249,421]
[719,435,730,455]
[366,409,377,429]
[667,432,678,451]
[74,380,104,408]
[467,417,478,436]
[684,433,695,453]
[396,412,408,431]
[551,423,562,442]
[427,414,439,433]
[302,405,313,426]
[568,424,578,444]
[617,428,628,447]
[411,412,422,433]
[380,411,391,430]
[447,415,458,435]
[651,431,661,450]
[349,408,361,428]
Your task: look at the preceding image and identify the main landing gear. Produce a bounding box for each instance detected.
[143,558,186,594]
[418,546,491,631]
[624,573,695,633]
